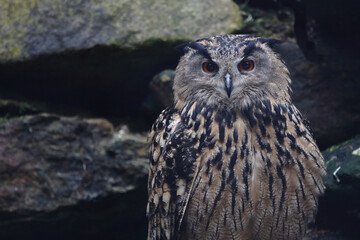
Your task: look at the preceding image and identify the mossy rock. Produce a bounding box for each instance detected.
[317,136,360,238]
[323,136,360,191]
[0,0,243,62]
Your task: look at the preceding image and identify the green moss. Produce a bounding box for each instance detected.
[326,144,341,153]
[0,118,10,124]
[322,135,360,191]
[0,0,44,60]
[17,102,36,114]
[0,116,23,125]
[0,98,43,117]
[323,137,356,153]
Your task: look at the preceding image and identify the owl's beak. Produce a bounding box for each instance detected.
[224,73,232,98]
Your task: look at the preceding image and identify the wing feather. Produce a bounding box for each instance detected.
[147,105,199,240]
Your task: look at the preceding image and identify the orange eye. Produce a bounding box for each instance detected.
[202,61,219,73]
[238,60,255,71]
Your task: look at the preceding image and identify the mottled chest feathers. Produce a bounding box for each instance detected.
[178,99,296,147]
[148,99,325,240]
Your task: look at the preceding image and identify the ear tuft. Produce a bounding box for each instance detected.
[174,41,212,60]
[174,42,191,54]
[259,38,282,48]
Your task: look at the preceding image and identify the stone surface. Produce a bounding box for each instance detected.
[0,114,148,212]
[0,99,40,120]
[0,0,242,62]
[322,136,360,192]
[0,114,149,239]
[240,4,294,41]
[0,0,243,124]
[149,69,175,107]
[275,42,360,149]
[290,0,360,148]
[316,136,360,239]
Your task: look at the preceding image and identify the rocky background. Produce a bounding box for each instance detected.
[0,0,359,239]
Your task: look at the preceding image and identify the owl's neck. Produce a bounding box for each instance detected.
[176,98,291,133]
[174,85,292,115]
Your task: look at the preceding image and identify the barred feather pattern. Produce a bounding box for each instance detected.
[147,99,325,240]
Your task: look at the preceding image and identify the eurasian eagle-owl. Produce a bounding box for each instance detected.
[147,34,325,240]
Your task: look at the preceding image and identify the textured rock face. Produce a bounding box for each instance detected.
[0,114,149,239]
[0,0,242,62]
[322,136,360,196]
[0,0,243,123]
[0,114,148,212]
[274,42,360,149]
[317,136,360,238]
[291,0,360,148]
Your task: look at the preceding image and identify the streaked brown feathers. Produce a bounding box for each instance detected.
[147,35,325,240]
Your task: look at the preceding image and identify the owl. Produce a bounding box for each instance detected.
[146,34,326,240]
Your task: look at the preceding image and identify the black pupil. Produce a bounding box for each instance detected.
[241,61,250,69]
[206,62,216,72]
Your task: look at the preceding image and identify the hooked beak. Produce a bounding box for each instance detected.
[225,73,232,98]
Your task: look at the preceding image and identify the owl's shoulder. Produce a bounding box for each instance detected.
[150,105,178,137]
[147,104,200,239]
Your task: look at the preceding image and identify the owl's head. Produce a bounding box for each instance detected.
[173,34,291,110]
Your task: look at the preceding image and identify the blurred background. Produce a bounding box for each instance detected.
[0,0,359,239]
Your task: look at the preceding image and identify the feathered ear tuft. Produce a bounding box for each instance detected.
[174,41,212,60]
[174,42,191,54]
[259,38,282,48]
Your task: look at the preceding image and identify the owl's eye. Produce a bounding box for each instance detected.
[238,60,255,71]
[202,62,219,73]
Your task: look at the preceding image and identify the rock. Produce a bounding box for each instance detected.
[0,0,242,62]
[316,136,360,239]
[304,228,346,240]
[291,0,360,147]
[0,0,243,125]
[303,0,360,50]
[0,99,41,120]
[322,136,360,194]
[0,114,149,239]
[240,4,294,41]
[274,42,360,149]
[140,69,175,121]
[149,69,175,108]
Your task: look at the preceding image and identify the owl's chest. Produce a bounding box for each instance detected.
[192,110,263,183]
[173,102,321,239]
[182,124,250,222]
[180,109,275,238]
[183,105,268,191]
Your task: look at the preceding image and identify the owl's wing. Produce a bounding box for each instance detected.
[147,105,199,240]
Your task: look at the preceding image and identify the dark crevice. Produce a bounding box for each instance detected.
[0,41,183,131]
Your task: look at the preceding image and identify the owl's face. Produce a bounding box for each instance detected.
[173,35,291,110]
